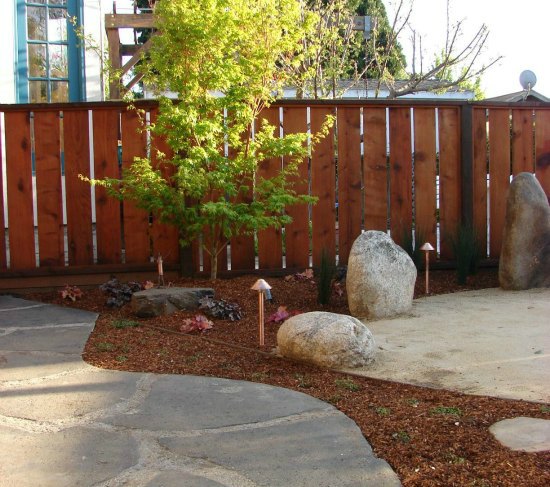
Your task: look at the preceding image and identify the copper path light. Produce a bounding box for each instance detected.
[251,279,272,346]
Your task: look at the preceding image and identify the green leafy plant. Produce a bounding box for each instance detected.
[199,297,242,321]
[335,378,361,392]
[375,407,391,416]
[317,248,336,305]
[116,355,128,363]
[430,406,462,417]
[445,452,467,465]
[111,319,141,329]
[392,430,411,443]
[294,373,312,389]
[406,398,420,408]
[59,285,83,302]
[450,223,483,284]
[83,0,332,280]
[96,342,116,352]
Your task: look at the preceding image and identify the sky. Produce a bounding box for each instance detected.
[383,0,550,98]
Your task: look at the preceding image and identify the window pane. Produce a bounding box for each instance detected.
[51,81,69,102]
[48,8,67,42]
[29,80,48,103]
[49,44,68,78]
[28,44,47,77]
[27,6,46,41]
[49,0,67,5]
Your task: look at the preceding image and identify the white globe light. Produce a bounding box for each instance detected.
[519,70,537,90]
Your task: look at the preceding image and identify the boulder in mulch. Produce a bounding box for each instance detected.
[499,172,550,290]
[346,230,416,320]
[277,311,376,369]
[131,287,214,318]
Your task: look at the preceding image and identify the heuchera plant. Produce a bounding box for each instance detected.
[60,285,83,302]
[267,306,301,324]
[180,315,214,333]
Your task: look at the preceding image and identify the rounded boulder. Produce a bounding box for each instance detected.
[277,311,376,369]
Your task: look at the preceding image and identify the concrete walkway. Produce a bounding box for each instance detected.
[349,287,550,403]
[0,296,400,487]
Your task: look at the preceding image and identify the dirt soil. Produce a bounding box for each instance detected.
[28,268,550,487]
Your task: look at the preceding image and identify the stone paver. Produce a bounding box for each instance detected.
[0,296,400,486]
[490,417,550,452]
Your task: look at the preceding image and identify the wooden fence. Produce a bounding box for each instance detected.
[1,99,549,288]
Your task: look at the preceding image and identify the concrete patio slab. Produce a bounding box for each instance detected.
[490,417,550,452]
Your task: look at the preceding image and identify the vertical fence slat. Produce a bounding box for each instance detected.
[363,107,387,231]
[438,107,461,259]
[121,109,151,264]
[389,107,412,246]
[93,109,122,264]
[512,109,535,175]
[149,109,181,267]
[257,107,283,270]
[472,108,488,257]
[5,112,35,269]
[535,109,550,196]
[488,108,511,258]
[336,107,362,265]
[311,106,336,267]
[283,106,309,270]
[34,111,64,266]
[0,115,6,269]
[413,108,437,247]
[64,110,94,265]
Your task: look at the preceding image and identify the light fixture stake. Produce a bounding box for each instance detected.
[420,243,435,294]
[251,279,272,346]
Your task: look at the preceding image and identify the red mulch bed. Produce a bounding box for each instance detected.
[27,268,550,487]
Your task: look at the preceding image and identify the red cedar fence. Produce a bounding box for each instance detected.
[0,99,549,289]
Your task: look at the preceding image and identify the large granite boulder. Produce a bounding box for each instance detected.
[277,312,376,368]
[499,173,550,290]
[346,230,416,320]
[131,287,214,318]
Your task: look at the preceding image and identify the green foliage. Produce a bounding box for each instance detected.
[96,342,116,352]
[85,0,330,279]
[450,224,483,285]
[430,406,462,416]
[111,319,141,329]
[294,373,313,389]
[401,227,427,270]
[375,406,391,416]
[392,430,411,443]
[317,248,336,305]
[335,378,361,392]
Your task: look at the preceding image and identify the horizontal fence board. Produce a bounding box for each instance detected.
[389,107,412,246]
[363,107,388,231]
[93,109,122,264]
[311,106,336,267]
[257,107,283,270]
[438,107,461,259]
[5,111,35,269]
[282,106,310,270]
[34,111,64,267]
[64,110,94,265]
[121,109,151,264]
[336,106,362,265]
[472,108,488,257]
[414,107,437,248]
[488,109,511,258]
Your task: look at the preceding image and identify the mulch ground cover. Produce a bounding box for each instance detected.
[26,268,550,487]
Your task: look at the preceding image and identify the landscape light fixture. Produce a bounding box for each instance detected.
[157,254,165,287]
[420,243,435,294]
[251,279,272,346]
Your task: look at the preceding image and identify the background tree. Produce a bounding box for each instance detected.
[87,0,330,280]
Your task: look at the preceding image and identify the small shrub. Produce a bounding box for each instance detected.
[266,306,301,324]
[445,452,466,465]
[96,341,115,352]
[375,406,391,416]
[450,224,482,284]
[294,373,312,389]
[111,319,140,329]
[541,405,550,413]
[335,378,360,392]
[100,278,143,307]
[392,430,411,443]
[317,248,335,305]
[116,355,128,363]
[59,285,83,302]
[180,315,213,333]
[430,406,462,416]
[199,297,242,321]
[407,398,420,408]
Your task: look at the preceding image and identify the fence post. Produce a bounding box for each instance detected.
[460,103,474,227]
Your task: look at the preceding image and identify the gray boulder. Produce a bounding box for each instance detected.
[277,312,376,369]
[131,287,214,318]
[346,230,416,320]
[499,172,550,290]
